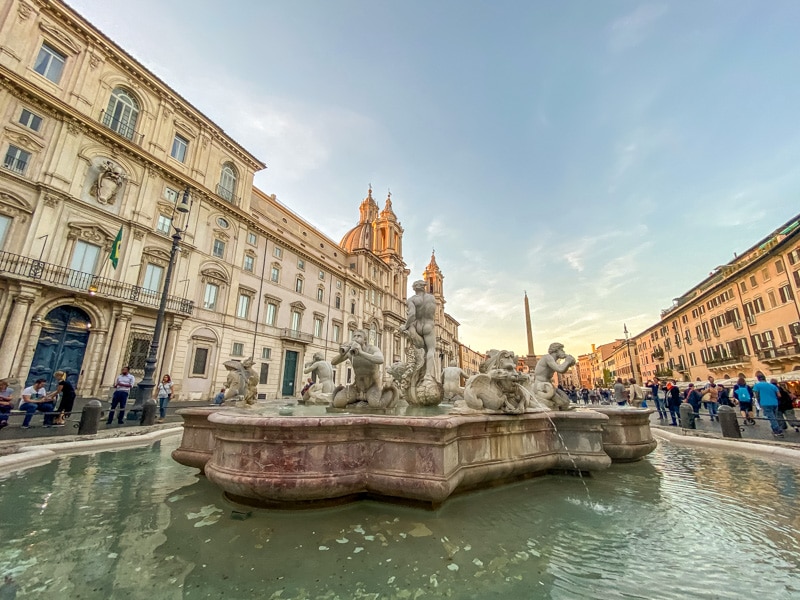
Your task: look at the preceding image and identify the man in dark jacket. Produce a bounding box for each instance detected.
[665,380,682,426]
[685,383,704,419]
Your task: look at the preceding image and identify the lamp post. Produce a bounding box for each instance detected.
[133,188,192,413]
[624,323,636,383]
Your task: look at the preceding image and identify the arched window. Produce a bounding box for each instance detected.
[104,88,139,141]
[218,163,238,202]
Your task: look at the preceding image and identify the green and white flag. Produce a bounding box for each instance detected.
[109,226,122,269]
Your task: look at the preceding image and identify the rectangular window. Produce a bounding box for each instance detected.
[33,43,65,83]
[789,249,800,266]
[247,232,257,245]
[270,266,280,283]
[236,293,251,319]
[295,278,303,293]
[778,326,788,345]
[164,187,179,203]
[768,290,777,308]
[290,311,301,331]
[142,263,164,293]
[319,270,325,281]
[776,259,785,274]
[3,145,31,174]
[203,283,219,310]
[232,342,244,357]
[19,109,42,132]
[749,275,757,287]
[317,287,324,302]
[156,215,171,234]
[212,239,225,258]
[314,317,323,337]
[70,240,100,274]
[335,295,341,309]
[266,302,277,326]
[333,323,341,343]
[274,246,283,259]
[243,255,255,272]
[171,134,188,162]
[762,268,770,282]
[261,347,271,360]
[192,348,209,375]
[297,259,305,270]
[780,285,794,304]
[0,215,11,249]
[740,281,747,293]
[259,363,269,385]
[336,280,342,289]
[794,270,800,288]
[689,352,697,366]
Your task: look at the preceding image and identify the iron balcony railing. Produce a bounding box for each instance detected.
[100,110,144,145]
[216,184,240,206]
[278,328,313,343]
[0,251,193,315]
[705,354,749,367]
[2,156,28,174]
[757,344,800,361]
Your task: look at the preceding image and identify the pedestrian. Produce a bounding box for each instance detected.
[613,378,627,406]
[156,374,173,423]
[0,379,13,431]
[666,380,682,426]
[684,383,704,419]
[580,387,589,405]
[107,366,135,425]
[45,371,75,426]
[753,374,782,438]
[717,383,733,407]
[213,388,225,405]
[20,379,54,429]
[648,379,667,420]
[703,376,719,422]
[733,376,755,425]
[628,378,644,408]
[300,378,313,397]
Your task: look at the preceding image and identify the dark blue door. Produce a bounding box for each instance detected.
[26,306,90,391]
[281,350,298,397]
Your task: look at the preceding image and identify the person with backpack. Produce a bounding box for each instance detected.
[733,376,755,425]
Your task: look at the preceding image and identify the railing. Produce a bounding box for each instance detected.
[278,328,313,343]
[757,344,800,361]
[100,110,144,145]
[705,354,749,367]
[216,184,240,206]
[2,156,28,174]
[0,251,193,315]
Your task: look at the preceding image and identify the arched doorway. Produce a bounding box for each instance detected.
[26,306,91,390]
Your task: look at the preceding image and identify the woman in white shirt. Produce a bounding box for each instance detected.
[156,374,173,423]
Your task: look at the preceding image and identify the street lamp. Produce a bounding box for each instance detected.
[624,323,636,383]
[133,187,192,415]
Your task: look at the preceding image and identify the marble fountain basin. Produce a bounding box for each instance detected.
[172,406,656,508]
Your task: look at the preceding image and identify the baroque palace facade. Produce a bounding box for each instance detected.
[0,0,462,400]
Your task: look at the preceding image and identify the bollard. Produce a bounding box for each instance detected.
[141,398,158,426]
[717,405,742,438]
[78,399,102,435]
[679,403,695,429]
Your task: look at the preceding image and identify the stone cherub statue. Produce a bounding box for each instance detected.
[331,329,398,409]
[529,342,577,411]
[222,357,258,406]
[91,160,125,205]
[461,349,534,414]
[301,351,334,405]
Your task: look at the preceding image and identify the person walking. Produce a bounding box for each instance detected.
[107,366,135,425]
[45,371,75,426]
[703,377,719,422]
[717,383,733,408]
[666,381,682,426]
[613,378,627,406]
[628,378,644,408]
[156,374,173,423]
[684,383,704,419]
[20,379,54,428]
[648,379,667,420]
[773,380,796,432]
[733,376,755,425]
[753,374,782,438]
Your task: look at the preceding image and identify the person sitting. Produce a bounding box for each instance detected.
[20,379,55,429]
[213,388,225,405]
[0,380,13,430]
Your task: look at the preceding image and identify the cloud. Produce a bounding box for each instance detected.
[609,4,668,52]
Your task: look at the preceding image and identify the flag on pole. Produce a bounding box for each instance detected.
[109,226,122,269]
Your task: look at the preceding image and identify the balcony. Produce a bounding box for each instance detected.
[279,328,313,344]
[757,344,800,365]
[705,354,750,372]
[2,156,28,174]
[216,184,240,206]
[0,251,193,315]
[100,110,144,145]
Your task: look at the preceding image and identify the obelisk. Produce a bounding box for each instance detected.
[524,291,538,370]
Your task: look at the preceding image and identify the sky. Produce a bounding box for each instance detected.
[68,0,800,357]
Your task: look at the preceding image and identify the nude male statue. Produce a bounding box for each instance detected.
[530,342,577,411]
[331,329,386,408]
[303,352,334,394]
[399,280,437,378]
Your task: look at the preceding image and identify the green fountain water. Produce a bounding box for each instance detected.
[1,436,799,599]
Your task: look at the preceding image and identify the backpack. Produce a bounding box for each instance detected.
[735,386,751,402]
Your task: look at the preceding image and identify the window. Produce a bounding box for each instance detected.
[274,246,283,259]
[265,302,277,326]
[156,215,171,234]
[216,217,229,228]
[0,215,10,249]
[780,285,794,304]
[70,240,100,274]
[142,264,163,293]
[317,287,324,302]
[203,283,219,310]
[290,310,301,331]
[749,275,757,287]
[778,326,788,345]
[261,347,271,360]
[243,255,255,272]
[740,281,747,293]
[171,134,188,162]
[33,43,65,84]
[104,88,139,140]
[768,290,777,308]
[776,259,785,274]
[297,259,305,270]
[794,270,800,288]
[247,232,257,245]
[19,109,42,132]
[332,323,341,343]
[789,248,800,266]
[335,294,341,309]
[336,280,342,289]
[350,301,356,315]
[259,363,269,385]
[314,317,323,337]
[762,268,770,282]
[164,187,179,203]
[295,277,304,293]
[319,270,325,281]
[236,293,251,319]
[3,146,30,174]
[270,266,280,283]
[218,164,237,201]
[232,342,244,356]
[192,348,209,375]
[212,239,225,258]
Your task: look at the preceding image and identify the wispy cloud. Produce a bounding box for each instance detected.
[609,4,668,52]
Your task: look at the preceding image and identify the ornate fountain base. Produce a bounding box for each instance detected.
[172,407,657,507]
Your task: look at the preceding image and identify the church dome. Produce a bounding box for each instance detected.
[340,187,378,251]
